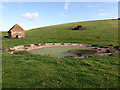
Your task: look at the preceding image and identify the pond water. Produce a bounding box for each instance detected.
[30,46,97,58]
[61,49,97,58]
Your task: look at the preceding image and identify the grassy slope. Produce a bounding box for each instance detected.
[2,19,118,48]
[2,20,119,88]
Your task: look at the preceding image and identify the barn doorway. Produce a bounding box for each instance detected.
[16,35,19,38]
[15,35,22,38]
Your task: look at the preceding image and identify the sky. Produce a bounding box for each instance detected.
[0,2,118,31]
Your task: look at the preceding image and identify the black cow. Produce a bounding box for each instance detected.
[72,25,86,30]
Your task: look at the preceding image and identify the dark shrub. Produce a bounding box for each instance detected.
[7,49,14,52]
[40,43,46,45]
[91,44,98,47]
[24,44,31,47]
[108,44,113,46]
[61,43,64,45]
[13,51,30,55]
[96,36,100,39]
[34,44,39,46]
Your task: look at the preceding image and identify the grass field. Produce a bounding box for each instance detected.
[2,19,118,48]
[2,19,119,88]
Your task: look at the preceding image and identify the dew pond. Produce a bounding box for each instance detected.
[30,46,97,58]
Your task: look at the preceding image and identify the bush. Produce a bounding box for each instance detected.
[24,44,31,47]
[52,43,55,45]
[40,43,46,46]
[96,36,100,39]
[13,51,30,55]
[61,43,64,45]
[108,44,113,46]
[34,44,39,46]
[7,49,14,52]
[91,44,98,47]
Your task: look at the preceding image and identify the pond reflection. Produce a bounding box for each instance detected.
[61,49,97,58]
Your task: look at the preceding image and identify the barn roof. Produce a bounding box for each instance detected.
[8,24,24,33]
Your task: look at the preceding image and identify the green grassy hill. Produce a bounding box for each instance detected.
[2,19,119,88]
[2,19,118,48]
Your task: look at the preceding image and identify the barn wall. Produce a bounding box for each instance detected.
[11,31,25,38]
[8,33,11,38]
[8,25,25,38]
